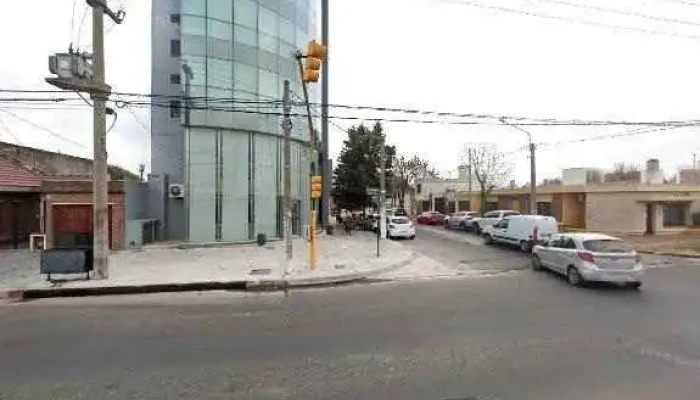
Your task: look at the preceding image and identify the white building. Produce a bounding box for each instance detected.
[415,164,479,214]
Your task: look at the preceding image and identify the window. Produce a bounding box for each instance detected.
[258,7,279,37]
[234,0,258,28]
[182,0,205,16]
[279,17,295,43]
[170,74,181,84]
[560,238,577,249]
[169,100,181,118]
[416,184,421,194]
[234,62,257,92]
[258,69,278,99]
[208,19,232,40]
[234,25,256,46]
[483,211,498,218]
[503,211,520,217]
[170,40,181,57]
[181,15,206,36]
[170,13,180,24]
[208,0,232,22]
[391,217,410,225]
[494,220,509,229]
[582,240,632,253]
[258,32,278,54]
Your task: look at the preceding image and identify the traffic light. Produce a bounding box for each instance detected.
[311,175,322,198]
[303,40,327,83]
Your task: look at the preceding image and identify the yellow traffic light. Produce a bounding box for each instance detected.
[307,40,327,60]
[311,175,322,198]
[303,40,327,84]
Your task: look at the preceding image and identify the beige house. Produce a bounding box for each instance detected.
[450,183,700,234]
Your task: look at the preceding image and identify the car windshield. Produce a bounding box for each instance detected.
[392,217,410,224]
[582,239,633,253]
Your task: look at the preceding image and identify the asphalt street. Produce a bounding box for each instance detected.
[2,227,700,400]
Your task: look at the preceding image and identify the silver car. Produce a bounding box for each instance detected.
[531,233,643,289]
[445,211,479,230]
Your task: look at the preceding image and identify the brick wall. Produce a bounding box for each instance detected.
[586,192,647,233]
[44,192,125,250]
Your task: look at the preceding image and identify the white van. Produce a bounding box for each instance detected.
[482,215,558,252]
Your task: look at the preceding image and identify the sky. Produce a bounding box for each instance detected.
[1,0,700,183]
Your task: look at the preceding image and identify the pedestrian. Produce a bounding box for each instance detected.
[344,215,354,235]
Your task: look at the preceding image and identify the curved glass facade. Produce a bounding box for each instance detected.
[168,0,319,242]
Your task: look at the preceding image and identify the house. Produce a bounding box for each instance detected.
[0,141,139,249]
[415,164,479,214]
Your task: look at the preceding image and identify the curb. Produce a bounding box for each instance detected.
[638,250,700,259]
[1,252,418,300]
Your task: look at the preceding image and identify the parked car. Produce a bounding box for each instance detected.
[531,233,643,289]
[445,211,480,230]
[471,210,520,234]
[417,211,444,225]
[482,215,558,252]
[387,216,416,239]
[386,208,408,217]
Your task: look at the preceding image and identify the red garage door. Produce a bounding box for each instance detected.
[53,205,113,249]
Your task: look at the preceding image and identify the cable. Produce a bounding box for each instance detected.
[107,111,118,133]
[532,0,700,28]
[77,92,93,107]
[0,116,22,145]
[0,109,87,149]
[657,0,700,7]
[437,0,700,40]
[69,0,79,46]
[76,5,90,50]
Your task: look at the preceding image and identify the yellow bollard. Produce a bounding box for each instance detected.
[309,210,318,270]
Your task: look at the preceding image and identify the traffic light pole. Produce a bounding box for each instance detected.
[321,0,330,227]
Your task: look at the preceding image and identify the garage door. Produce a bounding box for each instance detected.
[53,205,113,249]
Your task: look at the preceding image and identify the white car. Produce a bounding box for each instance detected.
[482,215,558,252]
[387,216,416,239]
[532,233,643,289]
[471,210,520,234]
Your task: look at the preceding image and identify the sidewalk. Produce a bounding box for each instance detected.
[617,232,700,258]
[0,233,415,299]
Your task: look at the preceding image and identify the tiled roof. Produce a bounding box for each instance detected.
[0,154,42,188]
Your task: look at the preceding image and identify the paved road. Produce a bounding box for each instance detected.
[4,253,700,399]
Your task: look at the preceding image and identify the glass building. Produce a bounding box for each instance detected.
[151,0,319,242]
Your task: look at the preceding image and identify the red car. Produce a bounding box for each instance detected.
[417,211,444,225]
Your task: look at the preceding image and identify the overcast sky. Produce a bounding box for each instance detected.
[1,0,700,183]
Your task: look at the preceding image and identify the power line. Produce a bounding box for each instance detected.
[0,115,22,145]
[657,0,700,8]
[437,0,700,40]
[0,109,88,149]
[532,0,700,28]
[76,5,90,49]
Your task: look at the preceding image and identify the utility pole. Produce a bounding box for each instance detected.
[321,0,330,227]
[529,142,537,215]
[379,136,387,240]
[46,0,124,279]
[282,80,293,264]
[500,118,537,215]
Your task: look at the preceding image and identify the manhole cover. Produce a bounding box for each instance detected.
[249,268,272,276]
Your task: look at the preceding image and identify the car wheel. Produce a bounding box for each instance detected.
[409,235,415,240]
[483,234,493,245]
[459,222,467,231]
[567,266,585,287]
[519,241,533,252]
[626,282,642,290]
[531,255,543,271]
[473,223,481,234]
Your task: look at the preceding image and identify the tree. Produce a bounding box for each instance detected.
[332,122,396,211]
[392,154,438,208]
[605,162,641,182]
[460,143,513,213]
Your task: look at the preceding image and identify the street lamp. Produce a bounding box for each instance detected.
[500,118,537,215]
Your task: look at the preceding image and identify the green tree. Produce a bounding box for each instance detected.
[332,122,395,211]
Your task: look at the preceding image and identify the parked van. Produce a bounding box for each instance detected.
[482,215,558,252]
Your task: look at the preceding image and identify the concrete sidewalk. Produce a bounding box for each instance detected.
[0,233,414,299]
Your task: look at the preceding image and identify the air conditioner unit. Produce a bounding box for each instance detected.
[168,183,185,199]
